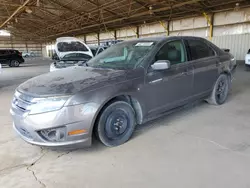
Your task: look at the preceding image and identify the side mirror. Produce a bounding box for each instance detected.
[151,60,171,71]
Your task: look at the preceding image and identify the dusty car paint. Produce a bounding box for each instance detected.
[10,36,237,148]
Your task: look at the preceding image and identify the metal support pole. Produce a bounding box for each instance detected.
[159,20,169,36]
[25,42,28,52]
[136,26,139,38]
[203,12,214,40]
[114,30,117,40]
[97,33,100,45]
[83,35,87,43]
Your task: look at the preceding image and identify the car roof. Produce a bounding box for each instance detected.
[0,49,18,51]
[121,36,206,43]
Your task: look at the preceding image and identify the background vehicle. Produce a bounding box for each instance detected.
[50,37,93,72]
[245,49,250,71]
[0,63,2,74]
[89,46,108,56]
[0,49,24,67]
[22,51,35,58]
[100,40,123,46]
[11,36,237,148]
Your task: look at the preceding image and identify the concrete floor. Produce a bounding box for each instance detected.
[0,58,250,188]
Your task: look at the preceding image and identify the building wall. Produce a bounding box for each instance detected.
[0,36,43,56]
[42,7,250,60]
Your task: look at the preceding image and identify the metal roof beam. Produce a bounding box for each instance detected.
[0,0,31,29]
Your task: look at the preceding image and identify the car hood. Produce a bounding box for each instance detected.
[55,37,93,59]
[53,60,87,68]
[18,67,127,97]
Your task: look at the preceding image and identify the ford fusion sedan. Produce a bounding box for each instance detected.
[11,36,237,148]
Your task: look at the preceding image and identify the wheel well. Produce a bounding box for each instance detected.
[222,71,231,82]
[93,95,143,133]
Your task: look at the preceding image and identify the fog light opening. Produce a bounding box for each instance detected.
[39,127,66,142]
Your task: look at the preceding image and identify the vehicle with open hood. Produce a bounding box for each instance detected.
[50,37,93,72]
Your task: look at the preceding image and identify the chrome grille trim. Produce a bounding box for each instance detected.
[12,91,36,112]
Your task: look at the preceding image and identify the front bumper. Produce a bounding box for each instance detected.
[10,103,98,148]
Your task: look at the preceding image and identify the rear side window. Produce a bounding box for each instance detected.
[0,50,7,55]
[187,39,215,60]
[247,49,250,54]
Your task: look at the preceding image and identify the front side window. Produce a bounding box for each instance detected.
[187,39,215,60]
[0,50,7,55]
[87,41,155,70]
[155,40,187,65]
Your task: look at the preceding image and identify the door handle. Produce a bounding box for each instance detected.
[181,71,192,76]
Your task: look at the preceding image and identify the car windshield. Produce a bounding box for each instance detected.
[60,53,92,61]
[87,41,155,70]
[57,42,88,52]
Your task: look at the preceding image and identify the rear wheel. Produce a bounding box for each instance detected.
[95,101,136,147]
[207,74,229,105]
[10,60,20,67]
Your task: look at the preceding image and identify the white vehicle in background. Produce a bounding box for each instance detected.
[22,52,35,58]
[50,37,93,72]
[245,49,250,71]
[0,63,2,74]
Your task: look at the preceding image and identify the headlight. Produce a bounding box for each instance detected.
[28,96,70,115]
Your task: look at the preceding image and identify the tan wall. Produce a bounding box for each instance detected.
[0,36,42,56]
[42,7,250,59]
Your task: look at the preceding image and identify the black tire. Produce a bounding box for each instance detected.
[10,60,20,67]
[95,101,136,147]
[206,74,229,105]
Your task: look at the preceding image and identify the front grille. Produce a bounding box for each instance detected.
[12,91,35,112]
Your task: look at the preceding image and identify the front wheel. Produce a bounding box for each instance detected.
[206,74,230,105]
[10,60,20,67]
[95,101,136,147]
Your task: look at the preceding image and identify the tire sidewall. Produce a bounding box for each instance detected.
[11,60,20,67]
[97,101,136,147]
[213,74,229,105]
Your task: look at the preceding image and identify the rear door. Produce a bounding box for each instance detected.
[185,39,218,97]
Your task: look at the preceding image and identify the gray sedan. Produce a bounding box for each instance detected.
[10,36,237,148]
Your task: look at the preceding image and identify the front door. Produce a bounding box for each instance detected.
[143,40,194,117]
